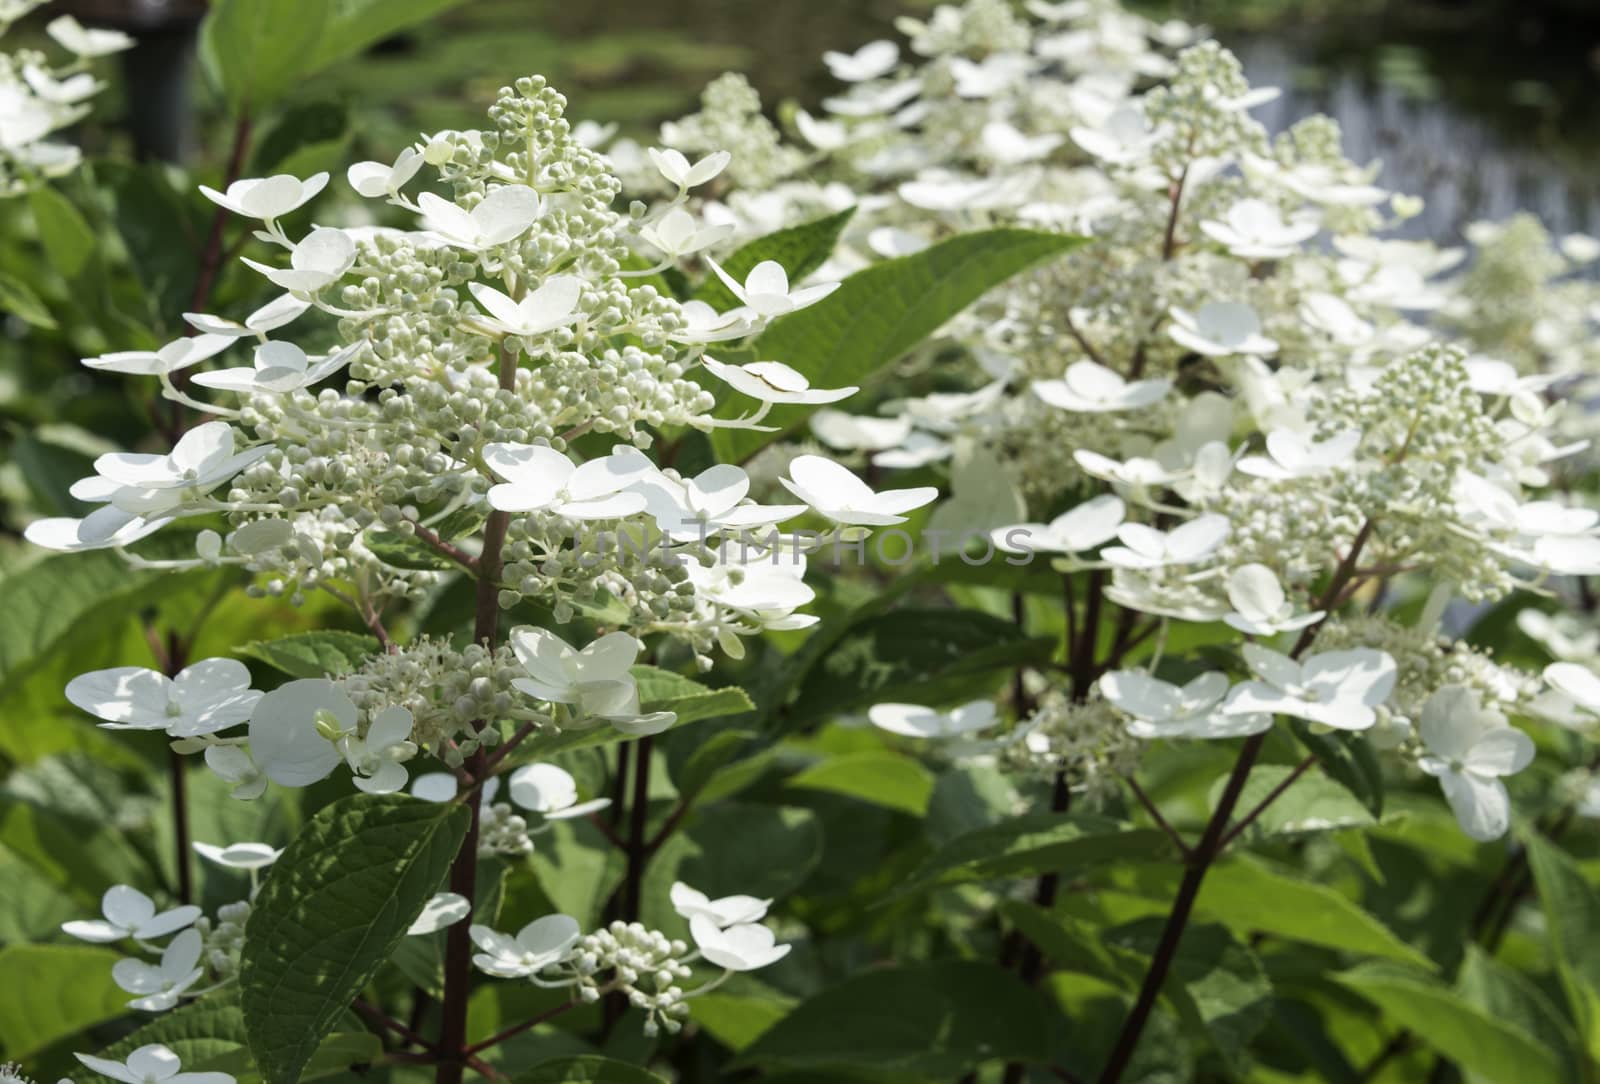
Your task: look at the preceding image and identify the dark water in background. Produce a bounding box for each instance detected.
[336,0,1600,245]
[1234,36,1600,242]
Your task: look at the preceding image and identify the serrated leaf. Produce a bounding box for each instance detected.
[788,751,933,815]
[711,228,1085,462]
[237,630,380,679]
[896,814,1171,898]
[99,992,382,1084]
[0,943,127,1059]
[738,961,1057,1075]
[240,794,468,1084]
[1335,961,1564,1084]
[693,207,855,313]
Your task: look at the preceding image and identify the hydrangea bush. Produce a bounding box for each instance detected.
[6,0,1600,1083]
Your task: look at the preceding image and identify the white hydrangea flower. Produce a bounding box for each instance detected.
[199,172,329,222]
[470,914,581,978]
[1223,646,1397,731]
[61,886,200,944]
[1417,685,1534,841]
[704,258,839,317]
[192,842,281,871]
[688,914,790,972]
[507,763,612,820]
[1101,515,1230,570]
[340,706,417,795]
[670,882,770,927]
[346,147,424,199]
[1167,302,1278,357]
[990,494,1125,556]
[823,40,900,82]
[1031,360,1170,413]
[408,892,471,936]
[700,356,857,406]
[190,340,358,395]
[1223,564,1324,636]
[240,227,355,293]
[467,276,584,338]
[417,185,542,248]
[245,679,348,788]
[65,658,260,738]
[779,453,938,526]
[1237,429,1361,481]
[1102,671,1270,739]
[81,335,233,376]
[111,928,204,1011]
[73,1044,232,1084]
[482,443,648,519]
[1199,198,1319,259]
[868,700,997,739]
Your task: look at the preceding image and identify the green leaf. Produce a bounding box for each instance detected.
[671,728,755,799]
[30,185,97,281]
[306,0,474,72]
[1105,920,1271,1070]
[201,0,330,110]
[924,762,1019,846]
[99,991,383,1083]
[1290,721,1384,818]
[529,818,625,931]
[692,208,855,312]
[738,961,1058,1075]
[711,228,1085,462]
[788,751,934,816]
[252,101,350,178]
[97,990,247,1066]
[105,163,203,329]
[690,990,794,1052]
[240,794,469,1084]
[237,630,380,679]
[786,608,1054,727]
[1212,763,1374,842]
[1457,945,1581,1081]
[0,944,128,1060]
[514,1055,667,1083]
[1335,961,1564,1084]
[0,548,204,700]
[1193,855,1433,968]
[896,814,1171,898]
[642,803,821,936]
[1524,828,1600,1061]
[633,665,754,725]
[0,268,56,328]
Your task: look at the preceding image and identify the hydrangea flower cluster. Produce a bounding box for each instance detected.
[0,1,130,196]
[641,0,1600,846]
